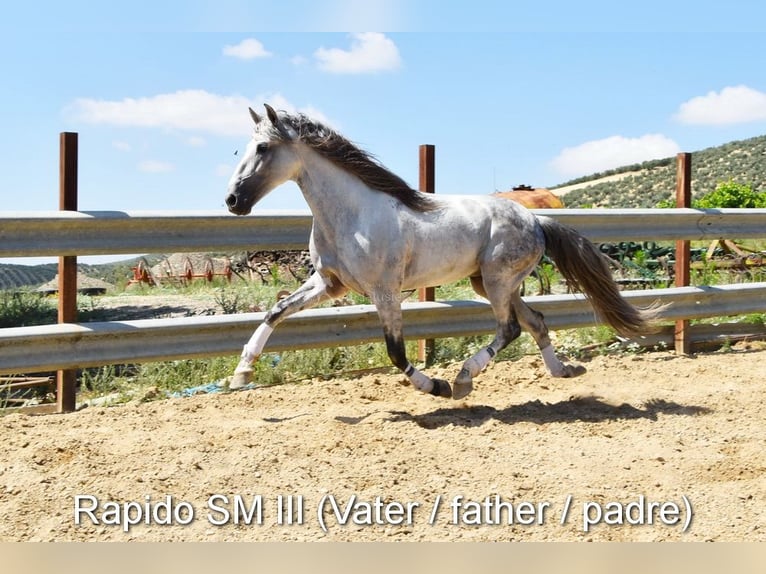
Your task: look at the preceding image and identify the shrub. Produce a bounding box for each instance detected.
[695,181,766,208]
[655,180,766,209]
[0,290,57,328]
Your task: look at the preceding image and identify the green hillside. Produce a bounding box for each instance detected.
[553,134,766,208]
[0,259,148,291]
[0,263,58,290]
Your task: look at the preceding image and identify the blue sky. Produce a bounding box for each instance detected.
[2,2,766,264]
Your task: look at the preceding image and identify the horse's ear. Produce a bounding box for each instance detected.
[248,107,262,125]
[264,103,294,140]
[264,103,279,126]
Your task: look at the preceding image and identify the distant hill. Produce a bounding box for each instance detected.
[0,257,156,291]
[0,263,59,290]
[552,134,766,208]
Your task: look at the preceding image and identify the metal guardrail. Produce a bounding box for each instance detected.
[2,283,765,375]
[0,210,312,257]
[1,208,766,257]
[545,208,766,241]
[1,209,765,377]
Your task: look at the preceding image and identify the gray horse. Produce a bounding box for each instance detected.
[225,104,658,399]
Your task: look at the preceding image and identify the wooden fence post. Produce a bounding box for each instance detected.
[675,152,692,355]
[57,132,78,413]
[417,144,436,365]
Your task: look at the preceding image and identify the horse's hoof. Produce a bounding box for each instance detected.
[562,363,587,378]
[455,367,472,386]
[431,378,453,399]
[228,369,253,390]
[452,380,473,400]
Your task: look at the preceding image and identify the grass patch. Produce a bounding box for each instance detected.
[0,290,57,328]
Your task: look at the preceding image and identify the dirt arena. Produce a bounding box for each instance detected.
[1,342,765,542]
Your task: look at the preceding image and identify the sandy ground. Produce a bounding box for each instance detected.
[1,341,765,542]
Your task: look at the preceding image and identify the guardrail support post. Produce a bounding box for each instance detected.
[674,152,692,355]
[57,132,78,413]
[417,144,436,365]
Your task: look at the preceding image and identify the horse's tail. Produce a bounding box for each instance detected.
[536,215,662,336]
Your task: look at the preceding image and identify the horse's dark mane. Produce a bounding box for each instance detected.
[270,112,437,213]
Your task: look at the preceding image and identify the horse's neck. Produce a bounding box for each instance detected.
[295,148,383,230]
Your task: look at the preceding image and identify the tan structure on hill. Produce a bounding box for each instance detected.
[493,185,565,209]
[36,273,114,296]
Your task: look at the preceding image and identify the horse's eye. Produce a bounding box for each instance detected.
[256,143,269,154]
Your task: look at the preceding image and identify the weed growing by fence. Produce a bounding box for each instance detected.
[0,290,57,328]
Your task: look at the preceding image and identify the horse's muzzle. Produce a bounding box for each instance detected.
[225,192,250,215]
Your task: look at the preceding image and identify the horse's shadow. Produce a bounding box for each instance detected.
[366,396,711,429]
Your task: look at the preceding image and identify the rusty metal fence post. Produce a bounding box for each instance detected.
[417,144,436,365]
[57,132,78,412]
[674,152,692,355]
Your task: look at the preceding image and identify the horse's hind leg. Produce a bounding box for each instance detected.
[453,275,524,400]
[511,291,585,378]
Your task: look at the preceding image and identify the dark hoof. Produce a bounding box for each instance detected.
[452,380,473,400]
[430,378,453,398]
[455,367,472,386]
[562,363,587,378]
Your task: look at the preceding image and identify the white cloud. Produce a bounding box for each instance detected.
[223,38,272,60]
[314,32,401,74]
[551,134,680,178]
[138,160,175,173]
[675,85,766,125]
[248,93,335,127]
[112,140,131,152]
[66,90,332,136]
[186,136,206,147]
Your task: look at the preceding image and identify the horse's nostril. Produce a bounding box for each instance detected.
[225,194,237,208]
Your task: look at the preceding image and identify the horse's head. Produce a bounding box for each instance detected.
[225,104,301,215]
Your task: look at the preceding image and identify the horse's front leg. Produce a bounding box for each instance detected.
[375,295,452,398]
[229,272,347,389]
